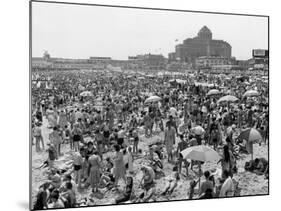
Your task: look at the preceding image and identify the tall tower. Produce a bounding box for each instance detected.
[197,26,212,40]
[43,50,50,60]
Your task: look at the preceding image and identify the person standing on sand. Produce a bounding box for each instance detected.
[49,126,62,157]
[164,122,176,163]
[73,148,84,188]
[113,144,126,189]
[218,145,235,178]
[72,123,83,152]
[34,122,44,152]
[88,151,102,193]
[177,134,189,176]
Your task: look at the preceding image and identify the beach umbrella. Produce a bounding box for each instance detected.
[207,89,220,96]
[144,95,162,104]
[190,126,205,136]
[238,128,262,143]
[80,91,93,97]
[238,128,262,160]
[217,95,239,103]
[243,90,259,98]
[181,145,220,162]
[181,145,220,188]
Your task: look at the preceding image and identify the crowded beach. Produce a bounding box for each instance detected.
[31,68,269,209]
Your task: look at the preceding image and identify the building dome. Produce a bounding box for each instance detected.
[197,26,212,40]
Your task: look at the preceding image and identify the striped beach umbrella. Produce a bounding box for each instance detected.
[238,128,262,143]
[238,128,263,160]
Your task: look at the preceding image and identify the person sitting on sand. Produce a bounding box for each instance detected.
[253,158,269,175]
[136,165,156,203]
[48,191,65,209]
[33,182,50,210]
[100,157,115,188]
[60,182,76,208]
[59,174,77,194]
[49,169,62,189]
[219,170,234,197]
[115,176,134,204]
[199,188,213,199]
[161,166,180,196]
[236,138,248,154]
[199,171,214,197]
[147,145,163,174]
[188,179,199,199]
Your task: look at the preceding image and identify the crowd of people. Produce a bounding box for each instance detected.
[31,69,269,209]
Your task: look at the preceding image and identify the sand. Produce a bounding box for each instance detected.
[31,119,268,207]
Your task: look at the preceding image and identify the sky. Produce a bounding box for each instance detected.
[32,1,268,60]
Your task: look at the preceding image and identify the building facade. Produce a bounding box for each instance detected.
[195,56,231,68]
[169,26,232,64]
[128,53,166,70]
[251,49,269,71]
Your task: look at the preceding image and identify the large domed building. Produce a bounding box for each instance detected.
[169,26,232,63]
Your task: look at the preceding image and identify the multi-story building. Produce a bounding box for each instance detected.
[128,53,166,70]
[195,56,231,68]
[251,49,269,71]
[169,26,232,64]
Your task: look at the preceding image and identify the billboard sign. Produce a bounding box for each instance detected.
[252,49,268,57]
